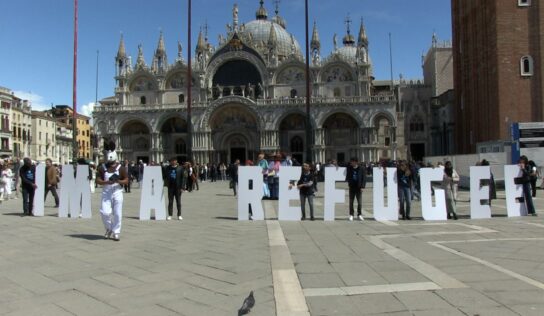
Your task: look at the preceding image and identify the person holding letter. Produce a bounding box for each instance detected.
[19,158,37,216]
[442,161,459,220]
[518,156,536,216]
[291,163,316,221]
[397,161,413,220]
[345,157,366,221]
[162,157,187,221]
[97,154,128,241]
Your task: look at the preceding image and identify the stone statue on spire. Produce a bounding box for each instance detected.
[233,3,239,30]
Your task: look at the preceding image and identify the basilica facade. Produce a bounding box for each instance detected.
[93,1,404,164]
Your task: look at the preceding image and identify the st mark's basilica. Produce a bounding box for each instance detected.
[93,0,404,164]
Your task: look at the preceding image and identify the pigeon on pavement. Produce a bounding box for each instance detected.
[238,291,255,315]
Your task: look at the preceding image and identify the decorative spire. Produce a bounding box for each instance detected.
[177,41,184,61]
[256,0,268,20]
[196,29,206,53]
[116,33,126,59]
[233,4,239,30]
[136,44,146,67]
[272,0,286,29]
[357,17,368,47]
[342,15,355,46]
[311,21,320,51]
[155,30,166,55]
[267,23,277,48]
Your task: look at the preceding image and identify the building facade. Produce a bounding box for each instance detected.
[452,0,544,153]
[48,105,92,159]
[31,111,57,162]
[423,35,453,98]
[55,122,74,164]
[11,97,32,158]
[0,87,13,158]
[93,2,404,164]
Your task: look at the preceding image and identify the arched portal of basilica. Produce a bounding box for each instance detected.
[93,1,404,164]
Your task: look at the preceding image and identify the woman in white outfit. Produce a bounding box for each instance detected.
[89,163,97,194]
[0,164,13,201]
[96,157,128,241]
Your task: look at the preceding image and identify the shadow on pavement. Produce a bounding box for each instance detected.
[2,213,25,217]
[215,216,238,221]
[66,234,106,240]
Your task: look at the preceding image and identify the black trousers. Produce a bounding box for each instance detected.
[22,186,35,215]
[124,180,131,192]
[44,185,59,206]
[530,178,537,197]
[348,186,362,216]
[167,186,182,216]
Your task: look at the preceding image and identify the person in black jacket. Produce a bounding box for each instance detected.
[19,157,37,216]
[162,157,187,221]
[229,159,240,197]
[397,161,413,220]
[345,157,366,221]
[292,163,316,220]
[519,156,536,216]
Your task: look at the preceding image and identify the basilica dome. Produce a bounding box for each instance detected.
[244,20,301,57]
[335,46,358,62]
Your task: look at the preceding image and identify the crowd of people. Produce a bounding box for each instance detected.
[225,152,542,221]
[0,152,541,240]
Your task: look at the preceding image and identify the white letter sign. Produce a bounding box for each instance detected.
[139,166,166,220]
[420,168,447,221]
[238,166,264,220]
[373,167,398,221]
[324,167,346,221]
[59,165,92,218]
[470,166,491,219]
[32,163,45,217]
[504,165,527,217]
[278,166,301,221]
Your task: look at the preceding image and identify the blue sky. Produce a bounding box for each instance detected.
[0,0,451,115]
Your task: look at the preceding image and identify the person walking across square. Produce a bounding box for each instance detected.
[97,154,128,241]
[44,158,59,207]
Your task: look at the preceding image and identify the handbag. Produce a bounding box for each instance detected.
[514,175,529,185]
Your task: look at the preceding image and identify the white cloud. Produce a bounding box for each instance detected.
[80,102,96,124]
[80,102,96,117]
[13,91,50,111]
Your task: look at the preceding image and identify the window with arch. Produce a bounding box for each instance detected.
[521,56,534,76]
[290,89,298,98]
[175,138,187,154]
[140,96,147,105]
[178,94,185,103]
[409,116,425,132]
[290,136,304,153]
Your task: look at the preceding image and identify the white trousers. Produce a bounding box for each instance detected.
[90,179,96,193]
[100,188,123,234]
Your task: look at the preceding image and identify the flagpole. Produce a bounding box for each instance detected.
[186,0,193,163]
[72,0,78,162]
[304,0,312,163]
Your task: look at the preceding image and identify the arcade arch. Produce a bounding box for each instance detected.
[209,105,259,163]
[322,112,359,164]
[120,120,151,162]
